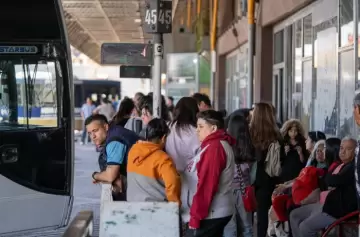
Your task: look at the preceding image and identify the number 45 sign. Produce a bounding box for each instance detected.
[143,0,172,34]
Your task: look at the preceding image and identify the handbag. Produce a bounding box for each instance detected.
[236,164,257,212]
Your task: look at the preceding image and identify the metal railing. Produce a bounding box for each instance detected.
[62,211,93,237]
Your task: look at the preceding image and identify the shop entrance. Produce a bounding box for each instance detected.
[272,68,285,123]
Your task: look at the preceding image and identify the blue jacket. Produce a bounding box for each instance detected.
[98,125,140,176]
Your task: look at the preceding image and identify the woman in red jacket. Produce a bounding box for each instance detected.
[182,110,235,237]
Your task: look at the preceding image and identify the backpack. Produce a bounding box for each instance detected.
[124,117,143,135]
[98,125,140,174]
[265,141,282,177]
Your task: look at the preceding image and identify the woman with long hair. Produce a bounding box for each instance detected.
[280,119,308,183]
[250,102,282,237]
[223,115,255,237]
[111,97,135,126]
[139,93,170,126]
[165,97,200,171]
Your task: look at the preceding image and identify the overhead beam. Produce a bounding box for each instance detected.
[93,0,120,42]
[137,1,144,41]
[65,11,101,47]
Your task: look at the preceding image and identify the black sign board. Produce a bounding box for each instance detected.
[120,66,152,79]
[101,43,153,66]
[143,0,172,34]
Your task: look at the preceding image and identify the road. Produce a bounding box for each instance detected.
[9,144,101,237]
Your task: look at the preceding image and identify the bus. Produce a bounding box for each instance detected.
[0,76,121,131]
[0,0,74,235]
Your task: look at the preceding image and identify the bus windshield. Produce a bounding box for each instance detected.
[0,59,61,129]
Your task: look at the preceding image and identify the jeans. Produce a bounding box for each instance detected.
[289,203,336,237]
[223,189,253,237]
[81,122,90,143]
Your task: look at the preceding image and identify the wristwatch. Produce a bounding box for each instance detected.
[92,172,98,181]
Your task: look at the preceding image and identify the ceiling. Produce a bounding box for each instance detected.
[62,0,154,64]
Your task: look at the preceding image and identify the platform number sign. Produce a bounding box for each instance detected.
[143,0,172,34]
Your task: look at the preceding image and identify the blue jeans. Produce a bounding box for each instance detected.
[81,122,90,143]
[223,189,253,237]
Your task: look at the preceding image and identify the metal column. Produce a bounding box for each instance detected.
[210,0,219,107]
[152,34,163,118]
[210,51,216,105]
[247,0,255,108]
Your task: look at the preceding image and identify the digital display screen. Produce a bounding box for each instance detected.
[120,66,151,79]
[101,43,153,66]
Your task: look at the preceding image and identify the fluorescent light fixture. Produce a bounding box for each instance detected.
[134,19,141,23]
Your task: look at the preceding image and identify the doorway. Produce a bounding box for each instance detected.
[273,68,285,123]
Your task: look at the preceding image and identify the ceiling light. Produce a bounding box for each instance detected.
[134,19,141,23]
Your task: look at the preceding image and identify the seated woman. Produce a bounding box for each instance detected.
[305,131,326,163]
[275,139,326,192]
[289,137,357,237]
[269,138,339,236]
[126,118,181,204]
[182,110,235,237]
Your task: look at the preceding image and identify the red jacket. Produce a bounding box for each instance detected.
[189,130,235,228]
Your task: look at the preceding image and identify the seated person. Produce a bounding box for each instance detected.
[289,137,357,237]
[269,140,328,227]
[126,118,181,204]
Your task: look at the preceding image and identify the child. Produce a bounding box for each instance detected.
[280,119,308,183]
[126,118,181,204]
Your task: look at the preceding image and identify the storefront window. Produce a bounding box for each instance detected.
[293,20,302,118]
[313,18,338,135]
[274,30,284,64]
[339,49,355,137]
[301,60,312,132]
[303,15,312,57]
[225,44,249,113]
[340,0,354,47]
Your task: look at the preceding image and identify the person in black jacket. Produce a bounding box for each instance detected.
[249,102,283,237]
[280,119,308,183]
[289,137,357,237]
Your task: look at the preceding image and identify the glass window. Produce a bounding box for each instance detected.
[293,20,302,118]
[167,53,197,84]
[303,15,313,57]
[339,49,355,138]
[313,18,338,135]
[0,60,58,129]
[301,60,313,132]
[340,0,354,47]
[274,30,284,64]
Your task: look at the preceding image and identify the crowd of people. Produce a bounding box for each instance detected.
[83,91,359,237]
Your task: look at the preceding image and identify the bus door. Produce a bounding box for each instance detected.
[0,0,74,234]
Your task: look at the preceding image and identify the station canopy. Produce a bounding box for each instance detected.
[62,0,156,64]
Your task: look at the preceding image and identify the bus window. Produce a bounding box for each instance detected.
[0,61,59,128]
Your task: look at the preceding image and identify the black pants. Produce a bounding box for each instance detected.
[256,186,274,237]
[112,191,126,201]
[185,216,231,237]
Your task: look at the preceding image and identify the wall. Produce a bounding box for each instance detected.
[214,0,315,110]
